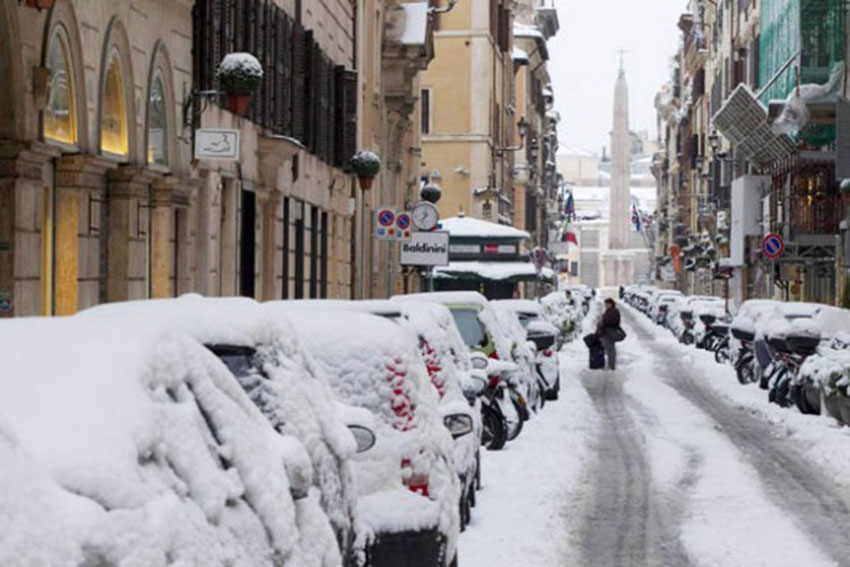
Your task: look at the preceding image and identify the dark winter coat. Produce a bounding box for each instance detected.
[600,307,621,331]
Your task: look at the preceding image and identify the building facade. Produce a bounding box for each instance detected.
[0,0,437,317]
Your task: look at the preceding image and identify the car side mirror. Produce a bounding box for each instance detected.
[443,413,474,438]
[347,424,376,454]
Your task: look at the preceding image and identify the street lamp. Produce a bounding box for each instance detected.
[496,117,530,153]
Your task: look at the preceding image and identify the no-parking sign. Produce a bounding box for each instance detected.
[762,233,785,259]
[375,208,396,239]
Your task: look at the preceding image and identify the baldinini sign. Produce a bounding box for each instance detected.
[400,231,450,266]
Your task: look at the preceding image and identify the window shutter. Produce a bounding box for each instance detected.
[282,16,293,135]
[272,11,284,133]
[220,0,233,56]
[234,0,247,51]
[262,1,273,128]
[291,23,306,142]
[333,66,346,167]
[325,58,335,164]
[211,0,222,90]
[342,70,357,169]
[304,32,317,152]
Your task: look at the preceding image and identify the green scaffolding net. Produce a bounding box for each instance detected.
[758,0,847,103]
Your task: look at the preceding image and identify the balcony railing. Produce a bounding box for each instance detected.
[791,193,846,234]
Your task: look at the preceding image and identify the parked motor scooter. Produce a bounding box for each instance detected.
[469,352,520,450]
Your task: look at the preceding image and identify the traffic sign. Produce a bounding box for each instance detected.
[762,233,785,259]
[395,212,412,240]
[376,208,397,239]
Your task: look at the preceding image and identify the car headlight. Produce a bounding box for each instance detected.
[471,356,488,370]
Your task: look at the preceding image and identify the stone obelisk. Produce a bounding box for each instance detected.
[605,54,634,286]
[609,57,630,250]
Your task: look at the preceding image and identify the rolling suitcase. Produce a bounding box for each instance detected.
[583,333,606,370]
[589,343,606,370]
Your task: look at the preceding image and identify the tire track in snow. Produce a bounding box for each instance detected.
[625,309,850,566]
[579,367,693,567]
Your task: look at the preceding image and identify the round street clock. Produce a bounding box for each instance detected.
[412,201,440,231]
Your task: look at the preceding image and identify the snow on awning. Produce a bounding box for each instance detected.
[441,216,530,239]
[711,84,795,170]
[512,47,529,64]
[513,23,548,60]
[434,261,547,282]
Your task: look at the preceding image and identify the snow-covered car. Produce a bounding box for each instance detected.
[493,299,561,400]
[649,291,682,324]
[284,309,462,567]
[0,315,330,567]
[394,292,534,439]
[78,296,365,565]
[271,299,481,533]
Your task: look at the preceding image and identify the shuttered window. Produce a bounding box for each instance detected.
[192,0,357,168]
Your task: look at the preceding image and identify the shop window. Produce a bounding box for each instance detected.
[147,72,168,166]
[100,53,129,158]
[44,29,77,145]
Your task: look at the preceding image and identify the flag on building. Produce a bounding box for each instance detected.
[560,188,578,247]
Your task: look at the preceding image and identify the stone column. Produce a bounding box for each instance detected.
[257,188,282,300]
[150,181,173,298]
[0,142,57,317]
[55,155,115,314]
[105,167,157,303]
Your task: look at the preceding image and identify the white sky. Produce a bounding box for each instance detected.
[548,0,685,155]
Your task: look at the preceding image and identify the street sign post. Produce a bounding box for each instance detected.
[395,212,412,240]
[762,233,785,259]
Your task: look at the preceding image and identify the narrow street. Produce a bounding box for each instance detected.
[462,306,850,567]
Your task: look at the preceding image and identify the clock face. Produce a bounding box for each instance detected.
[413,202,439,231]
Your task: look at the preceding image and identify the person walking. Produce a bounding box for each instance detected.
[597,298,623,370]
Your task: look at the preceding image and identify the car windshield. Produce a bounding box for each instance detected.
[516,312,539,328]
[451,308,487,347]
[206,344,259,379]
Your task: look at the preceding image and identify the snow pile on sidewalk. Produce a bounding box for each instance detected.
[459,340,598,567]
[540,292,584,344]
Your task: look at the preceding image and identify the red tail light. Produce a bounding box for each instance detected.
[488,350,499,360]
[401,458,430,497]
[543,349,553,357]
[487,375,500,389]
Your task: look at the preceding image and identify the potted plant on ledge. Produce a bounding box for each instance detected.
[351,150,381,190]
[216,53,263,116]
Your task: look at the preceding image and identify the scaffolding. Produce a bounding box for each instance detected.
[758,0,847,104]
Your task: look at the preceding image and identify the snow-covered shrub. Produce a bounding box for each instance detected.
[540,292,583,346]
[217,52,263,92]
[350,150,381,177]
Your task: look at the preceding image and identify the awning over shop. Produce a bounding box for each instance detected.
[434,261,554,282]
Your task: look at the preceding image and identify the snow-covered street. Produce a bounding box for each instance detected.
[460,304,850,567]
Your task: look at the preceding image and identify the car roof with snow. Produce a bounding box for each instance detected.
[77,294,280,348]
[0,316,310,566]
[393,291,489,309]
[492,299,543,314]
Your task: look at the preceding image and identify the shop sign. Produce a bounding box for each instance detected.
[195,129,240,161]
[400,231,449,266]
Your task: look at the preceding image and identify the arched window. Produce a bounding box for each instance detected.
[100,52,129,157]
[147,71,168,166]
[44,28,76,145]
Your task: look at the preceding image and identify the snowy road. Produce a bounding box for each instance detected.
[460,306,850,567]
